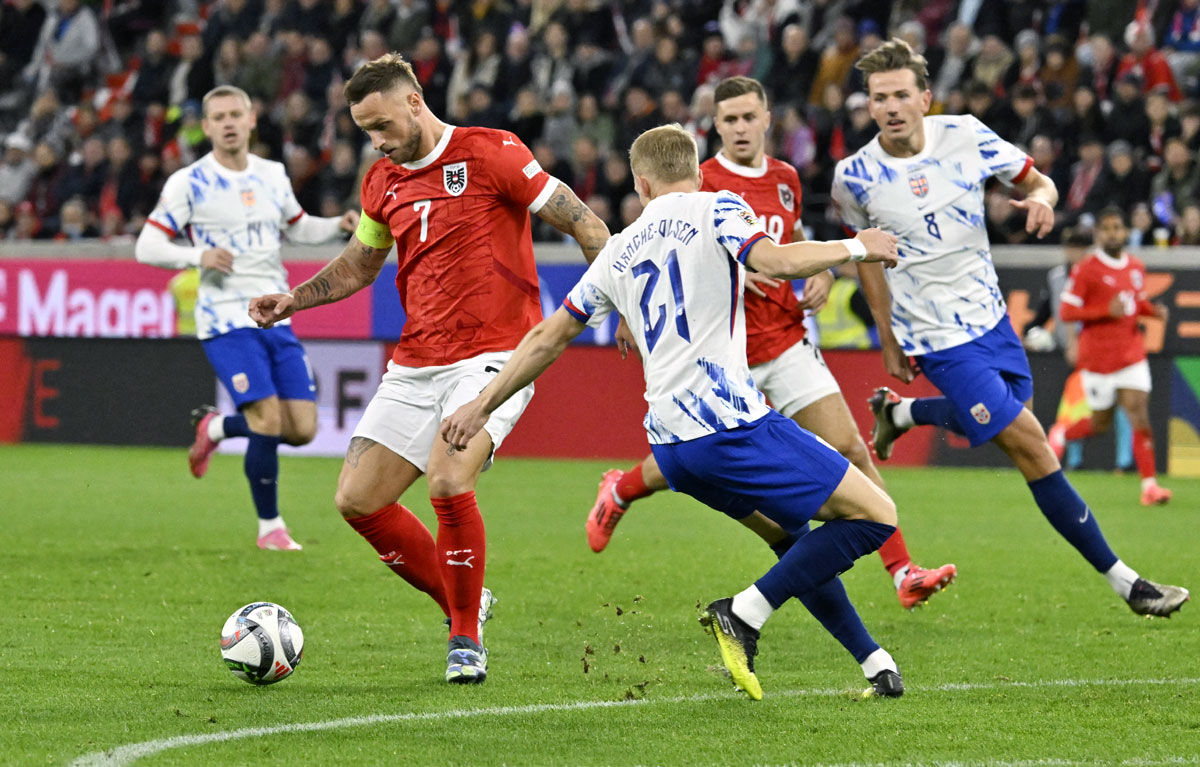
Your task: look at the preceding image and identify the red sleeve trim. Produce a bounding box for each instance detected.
[736,232,769,264]
[287,211,305,225]
[147,219,177,237]
[562,297,590,322]
[1011,155,1035,185]
[842,225,858,236]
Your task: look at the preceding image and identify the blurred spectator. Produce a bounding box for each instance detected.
[1063,134,1105,222]
[1150,135,1200,223]
[571,34,615,101]
[276,29,310,102]
[25,0,101,103]
[809,16,858,104]
[448,30,501,121]
[932,22,978,107]
[410,33,452,117]
[568,134,604,201]
[1176,202,1200,244]
[696,21,736,89]
[386,0,428,55]
[898,20,942,80]
[0,0,47,93]
[1039,35,1079,110]
[1029,134,1070,195]
[168,34,214,107]
[541,81,578,159]
[606,16,655,107]
[1118,20,1182,101]
[55,196,98,239]
[618,191,642,227]
[204,0,261,53]
[494,26,534,109]
[574,93,614,153]
[635,36,695,99]
[281,90,322,157]
[1146,88,1180,172]
[532,21,573,101]
[1060,84,1105,159]
[1162,0,1200,93]
[13,199,44,239]
[325,0,363,56]
[0,199,12,238]
[213,37,244,88]
[460,0,515,50]
[1128,201,1155,246]
[285,143,322,212]
[970,35,1015,92]
[986,187,1032,243]
[464,83,505,128]
[289,0,333,38]
[614,84,659,153]
[1182,100,1200,151]
[553,0,615,51]
[777,104,816,175]
[508,86,545,146]
[1105,72,1151,152]
[119,150,164,225]
[1004,28,1041,91]
[658,89,688,124]
[1092,139,1151,216]
[236,32,283,103]
[26,141,65,222]
[842,91,876,153]
[303,36,338,109]
[532,138,572,187]
[130,29,175,107]
[1007,82,1056,147]
[318,140,358,209]
[107,0,167,55]
[0,133,35,204]
[684,83,716,160]
[58,136,108,213]
[769,23,818,110]
[584,193,613,230]
[97,95,142,150]
[359,0,397,38]
[601,152,634,214]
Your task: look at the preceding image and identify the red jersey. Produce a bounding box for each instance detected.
[360,126,556,366]
[700,152,805,366]
[1060,251,1157,374]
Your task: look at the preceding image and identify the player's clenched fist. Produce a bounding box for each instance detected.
[856,228,900,267]
[249,292,297,328]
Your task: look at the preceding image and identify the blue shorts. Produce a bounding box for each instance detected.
[650,410,850,533]
[202,326,317,408]
[917,319,1033,446]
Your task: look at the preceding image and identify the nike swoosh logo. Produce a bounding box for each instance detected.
[1079,507,1091,523]
[485,366,500,374]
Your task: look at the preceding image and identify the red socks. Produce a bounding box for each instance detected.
[1132,427,1157,480]
[876,527,911,576]
[346,503,449,616]
[432,491,487,643]
[1063,417,1095,442]
[615,463,653,506]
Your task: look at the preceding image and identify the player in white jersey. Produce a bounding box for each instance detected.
[135,85,358,551]
[832,39,1187,618]
[442,124,908,700]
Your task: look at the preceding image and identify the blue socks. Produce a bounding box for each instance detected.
[1028,470,1118,572]
[223,414,251,438]
[244,433,282,520]
[756,518,896,612]
[911,396,967,436]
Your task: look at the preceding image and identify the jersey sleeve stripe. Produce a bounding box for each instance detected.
[562,296,590,322]
[527,176,558,213]
[287,211,305,225]
[147,219,177,237]
[1011,155,1035,184]
[736,232,769,264]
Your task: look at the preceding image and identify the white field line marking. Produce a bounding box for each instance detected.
[69,676,1200,767]
[744,760,1200,767]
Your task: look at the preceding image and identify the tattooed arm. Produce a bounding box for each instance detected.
[534,181,611,264]
[249,237,392,328]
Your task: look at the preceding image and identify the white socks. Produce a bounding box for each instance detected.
[892,564,910,591]
[207,415,227,442]
[892,398,916,429]
[258,515,286,538]
[1104,560,1139,600]
[861,648,897,679]
[731,585,775,631]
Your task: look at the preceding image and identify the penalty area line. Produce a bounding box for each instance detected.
[68,676,1200,767]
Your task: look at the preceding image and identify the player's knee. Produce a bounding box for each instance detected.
[867,492,898,527]
[427,472,474,499]
[334,480,373,519]
[838,434,872,472]
[285,421,317,446]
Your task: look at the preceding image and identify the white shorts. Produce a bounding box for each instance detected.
[353,351,534,473]
[1080,359,1151,411]
[750,337,842,418]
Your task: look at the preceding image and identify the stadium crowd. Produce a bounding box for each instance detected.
[1,0,1199,247]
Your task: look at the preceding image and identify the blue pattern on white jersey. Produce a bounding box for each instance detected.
[831,115,1030,354]
[565,191,770,444]
[148,153,304,340]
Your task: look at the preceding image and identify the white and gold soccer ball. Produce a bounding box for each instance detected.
[220,602,304,685]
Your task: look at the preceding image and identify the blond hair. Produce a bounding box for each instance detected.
[629,124,698,184]
[202,85,252,117]
[344,52,424,105]
[855,38,930,92]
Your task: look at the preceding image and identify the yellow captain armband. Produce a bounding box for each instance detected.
[355,210,395,249]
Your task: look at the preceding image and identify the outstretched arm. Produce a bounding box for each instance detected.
[441,308,587,449]
[534,181,611,263]
[249,236,391,327]
[745,227,898,280]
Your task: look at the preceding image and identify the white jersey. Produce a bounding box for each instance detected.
[831,114,1032,354]
[564,191,772,444]
[147,153,305,340]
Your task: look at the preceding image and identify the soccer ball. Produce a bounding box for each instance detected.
[219,602,304,685]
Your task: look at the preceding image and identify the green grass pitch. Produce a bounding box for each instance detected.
[1,444,1197,766]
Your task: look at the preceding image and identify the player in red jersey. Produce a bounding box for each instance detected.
[1050,207,1171,506]
[249,54,611,684]
[586,76,956,610]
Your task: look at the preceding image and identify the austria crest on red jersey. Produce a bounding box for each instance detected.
[443,161,467,196]
[777,183,795,212]
[908,172,929,198]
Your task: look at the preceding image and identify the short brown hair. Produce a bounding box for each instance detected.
[202,85,252,117]
[856,38,930,92]
[629,123,698,184]
[713,76,767,108]
[344,53,423,105]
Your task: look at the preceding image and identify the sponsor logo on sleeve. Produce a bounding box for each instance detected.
[522,159,542,179]
[736,209,757,227]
